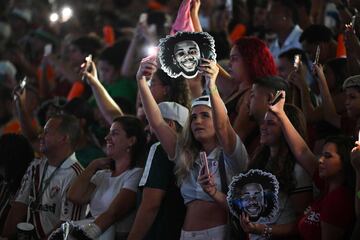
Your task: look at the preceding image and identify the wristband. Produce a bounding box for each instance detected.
[262,225,272,239]
[209,86,218,94]
[82,223,102,239]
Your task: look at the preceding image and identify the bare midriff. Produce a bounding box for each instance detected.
[182,200,227,231]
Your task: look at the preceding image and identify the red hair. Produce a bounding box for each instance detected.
[234,37,277,82]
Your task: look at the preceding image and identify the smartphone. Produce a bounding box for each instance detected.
[139,13,148,24]
[352,14,357,27]
[313,45,320,65]
[199,151,210,175]
[81,54,92,82]
[20,77,27,91]
[294,54,301,71]
[270,90,282,106]
[44,44,52,56]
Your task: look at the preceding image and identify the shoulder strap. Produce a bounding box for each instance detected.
[218,151,228,194]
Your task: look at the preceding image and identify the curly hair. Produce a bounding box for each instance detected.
[233,37,277,82]
[158,31,217,78]
[227,169,280,221]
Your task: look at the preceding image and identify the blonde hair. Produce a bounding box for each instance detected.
[175,118,201,185]
[174,107,217,185]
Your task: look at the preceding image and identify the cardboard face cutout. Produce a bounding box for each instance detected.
[158,31,216,79]
[227,169,280,222]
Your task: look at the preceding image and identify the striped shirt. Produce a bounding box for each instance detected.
[15,153,86,238]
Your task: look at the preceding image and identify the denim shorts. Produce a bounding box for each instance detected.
[180,225,227,240]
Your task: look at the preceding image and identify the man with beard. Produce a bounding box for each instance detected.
[239,183,266,222]
[158,31,216,79]
[173,40,201,78]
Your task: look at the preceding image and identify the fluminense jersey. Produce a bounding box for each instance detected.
[15,153,86,238]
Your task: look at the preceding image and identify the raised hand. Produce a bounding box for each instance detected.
[136,56,158,82]
[239,212,263,234]
[82,61,100,86]
[198,58,219,88]
[351,141,360,173]
[287,61,307,90]
[268,90,286,116]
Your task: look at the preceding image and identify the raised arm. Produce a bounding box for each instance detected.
[121,20,156,78]
[200,59,237,155]
[313,64,341,127]
[344,24,360,76]
[288,63,318,121]
[190,0,202,32]
[270,92,318,177]
[13,87,42,151]
[83,61,123,124]
[136,57,178,158]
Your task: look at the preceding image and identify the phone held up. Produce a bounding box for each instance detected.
[270,90,282,106]
[20,77,27,92]
[313,45,320,65]
[293,54,301,71]
[81,54,92,82]
[200,151,210,176]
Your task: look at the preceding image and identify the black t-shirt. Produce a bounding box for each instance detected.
[137,143,186,240]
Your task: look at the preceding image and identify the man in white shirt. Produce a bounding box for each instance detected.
[1,114,86,239]
[266,0,303,61]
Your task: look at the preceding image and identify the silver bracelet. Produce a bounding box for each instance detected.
[262,225,272,239]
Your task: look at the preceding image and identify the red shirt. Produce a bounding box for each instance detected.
[298,170,354,239]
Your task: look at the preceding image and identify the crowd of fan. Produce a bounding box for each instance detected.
[1,0,360,239]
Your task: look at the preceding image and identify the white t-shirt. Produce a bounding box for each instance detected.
[90,168,143,233]
[15,153,86,238]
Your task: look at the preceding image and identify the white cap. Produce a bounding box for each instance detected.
[191,95,211,109]
[191,95,227,113]
[158,102,189,128]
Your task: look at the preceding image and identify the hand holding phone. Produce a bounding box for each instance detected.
[270,90,282,106]
[20,77,27,92]
[294,54,301,71]
[313,45,320,65]
[81,54,92,82]
[200,151,210,176]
